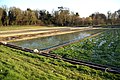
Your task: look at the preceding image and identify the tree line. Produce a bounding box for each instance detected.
[0,6,120,26]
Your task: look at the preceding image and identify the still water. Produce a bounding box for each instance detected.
[10,29,104,50]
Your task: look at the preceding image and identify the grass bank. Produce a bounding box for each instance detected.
[0,45,120,80]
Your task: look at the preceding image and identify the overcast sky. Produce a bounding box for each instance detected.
[0,0,120,17]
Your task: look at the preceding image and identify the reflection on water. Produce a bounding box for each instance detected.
[10,29,104,50]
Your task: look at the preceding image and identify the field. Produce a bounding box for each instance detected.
[51,29,120,68]
[0,26,120,79]
[0,45,120,80]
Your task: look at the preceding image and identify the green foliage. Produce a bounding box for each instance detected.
[51,29,120,68]
[0,45,120,80]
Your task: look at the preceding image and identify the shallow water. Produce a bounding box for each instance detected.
[10,29,104,50]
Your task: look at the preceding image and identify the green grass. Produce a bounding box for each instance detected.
[0,25,69,31]
[0,26,51,31]
[0,45,120,80]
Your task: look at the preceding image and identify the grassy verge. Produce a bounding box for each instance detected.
[0,45,120,80]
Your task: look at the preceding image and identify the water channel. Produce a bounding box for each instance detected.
[10,29,105,50]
